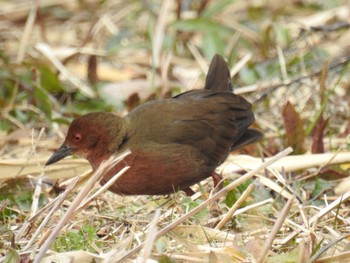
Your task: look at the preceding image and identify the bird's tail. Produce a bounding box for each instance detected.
[204,54,263,149]
[204,54,233,92]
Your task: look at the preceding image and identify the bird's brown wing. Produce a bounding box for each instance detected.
[128,90,256,166]
[127,54,262,167]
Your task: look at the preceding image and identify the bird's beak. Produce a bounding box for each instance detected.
[46,144,73,166]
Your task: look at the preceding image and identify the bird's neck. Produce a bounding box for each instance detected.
[89,155,109,170]
[88,116,130,170]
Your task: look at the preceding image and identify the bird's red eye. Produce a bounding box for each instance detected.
[73,134,82,142]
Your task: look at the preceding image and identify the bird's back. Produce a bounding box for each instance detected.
[126,54,261,168]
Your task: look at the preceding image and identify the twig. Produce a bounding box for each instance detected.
[139,209,161,263]
[30,174,43,217]
[230,53,252,78]
[15,128,45,177]
[257,197,295,263]
[32,150,130,263]
[215,183,255,230]
[309,21,350,33]
[277,45,288,81]
[25,176,80,253]
[160,52,173,97]
[233,54,350,99]
[310,233,350,262]
[280,191,350,245]
[152,0,172,68]
[35,43,95,98]
[315,249,350,263]
[188,42,207,73]
[16,0,37,63]
[76,166,130,211]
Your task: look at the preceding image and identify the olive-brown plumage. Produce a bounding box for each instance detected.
[46,54,262,195]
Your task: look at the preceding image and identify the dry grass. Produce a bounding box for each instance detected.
[1,0,350,262]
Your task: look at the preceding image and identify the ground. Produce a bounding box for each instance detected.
[0,1,350,262]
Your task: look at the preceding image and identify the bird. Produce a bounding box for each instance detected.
[46,54,262,196]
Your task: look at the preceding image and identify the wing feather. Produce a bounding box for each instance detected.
[128,90,256,166]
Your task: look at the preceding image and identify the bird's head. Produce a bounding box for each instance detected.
[46,112,128,169]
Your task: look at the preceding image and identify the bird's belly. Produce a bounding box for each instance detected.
[99,146,212,195]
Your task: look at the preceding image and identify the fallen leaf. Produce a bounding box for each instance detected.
[311,115,329,153]
[282,100,305,154]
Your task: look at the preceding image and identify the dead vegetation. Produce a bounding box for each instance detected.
[0,0,350,262]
